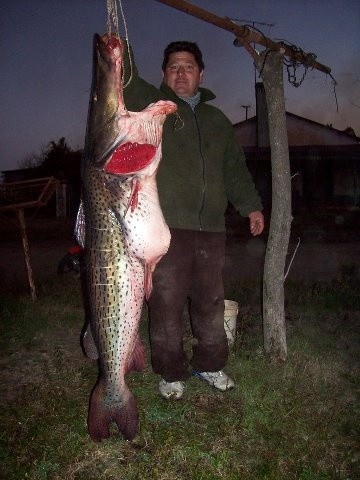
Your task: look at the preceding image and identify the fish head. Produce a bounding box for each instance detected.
[85,34,177,179]
[96,33,122,62]
[84,33,127,169]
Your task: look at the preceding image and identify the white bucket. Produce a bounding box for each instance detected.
[224,299,239,346]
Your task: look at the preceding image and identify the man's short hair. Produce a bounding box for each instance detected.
[162,41,205,72]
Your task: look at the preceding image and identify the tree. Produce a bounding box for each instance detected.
[39,137,72,178]
[18,151,44,170]
[22,137,82,183]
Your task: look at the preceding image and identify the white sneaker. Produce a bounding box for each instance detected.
[193,370,235,391]
[159,379,185,399]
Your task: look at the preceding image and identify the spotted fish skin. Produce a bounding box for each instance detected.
[81,33,176,442]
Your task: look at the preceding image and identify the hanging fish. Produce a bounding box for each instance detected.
[79,33,176,441]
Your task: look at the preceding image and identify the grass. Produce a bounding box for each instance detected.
[0,273,359,480]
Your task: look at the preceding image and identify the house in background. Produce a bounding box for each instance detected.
[234,83,360,213]
[1,83,359,219]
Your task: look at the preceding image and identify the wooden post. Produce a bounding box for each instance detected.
[16,209,37,301]
[254,49,291,361]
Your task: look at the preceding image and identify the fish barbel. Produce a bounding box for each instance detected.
[80,33,176,441]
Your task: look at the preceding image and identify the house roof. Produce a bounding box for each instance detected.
[234,111,360,143]
[243,144,360,161]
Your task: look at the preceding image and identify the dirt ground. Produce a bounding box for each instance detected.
[0,212,359,295]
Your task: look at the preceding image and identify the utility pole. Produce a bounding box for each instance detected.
[241,105,251,120]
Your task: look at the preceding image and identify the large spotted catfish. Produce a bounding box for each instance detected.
[80,33,176,441]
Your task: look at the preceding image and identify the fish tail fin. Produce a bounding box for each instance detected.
[126,335,146,372]
[88,380,139,441]
[87,380,110,442]
[111,393,139,441]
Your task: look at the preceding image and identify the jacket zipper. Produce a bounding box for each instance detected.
[193,111,206,231]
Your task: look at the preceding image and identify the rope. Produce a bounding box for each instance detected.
[329,73,339,113]
[107,0,119,37]
[106,0,133,88]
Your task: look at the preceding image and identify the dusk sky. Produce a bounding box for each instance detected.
[0,0,359,172]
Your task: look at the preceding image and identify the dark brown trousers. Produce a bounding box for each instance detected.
[148,228,228,382]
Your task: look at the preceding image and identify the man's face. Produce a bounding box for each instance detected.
[163,51,203,97]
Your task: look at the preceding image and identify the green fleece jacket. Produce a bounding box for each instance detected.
[123,53,263,232]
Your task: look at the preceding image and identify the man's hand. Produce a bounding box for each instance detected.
[248,211,265,236]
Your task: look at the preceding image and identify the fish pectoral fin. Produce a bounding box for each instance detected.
[123,178,140,217]
[129,178,140,213]
[144,262,154,301]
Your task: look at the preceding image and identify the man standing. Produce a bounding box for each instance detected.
[123,40,264,399]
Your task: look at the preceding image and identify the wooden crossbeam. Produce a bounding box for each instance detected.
[155,0,331,75]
